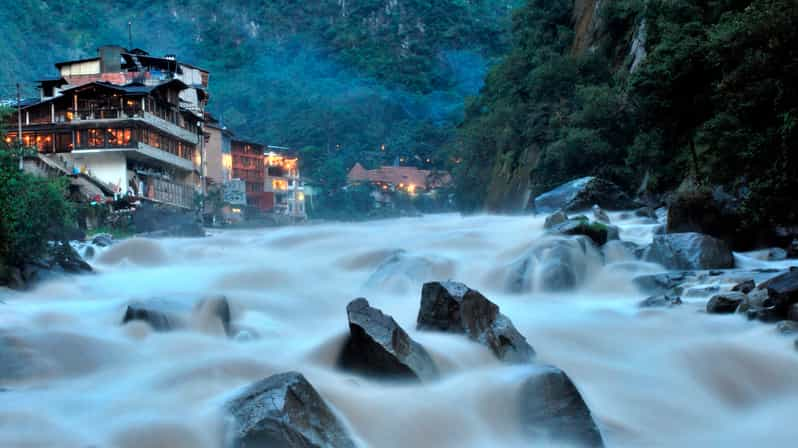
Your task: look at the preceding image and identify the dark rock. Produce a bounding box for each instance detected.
[543,210,568,229]
[788,238,798,258]
[666,187,734,242]
[776,321,798,335]
[645,233,734,270]
[520,365,604,447]
[418,281,535,363]
[133,202,204,237]
[532,176,637,213]
[767,248,787,261]
[706,292,746,314]
[225,371,356,448]
[83,246,96,259]
[121,300,186,331]
[91,233,114,247]
[732,279,756,294]
[634,207,657,219]
[551,219,618,246]
[788,304,798,321]
[639,295,682,308]
[2,242,93,290]
[338,298,438,381]
[633,273,689,295]
[758,270,798,312]
[50,242,92,274]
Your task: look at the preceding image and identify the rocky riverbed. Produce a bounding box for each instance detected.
[1,211,798,447]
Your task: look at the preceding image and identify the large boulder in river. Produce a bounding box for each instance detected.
[507,236,602,293]
[122,301,185,332]
[706,292,746,314]
[225,371,356,448]
[122,296,232,334]
[758,269,798,312]
[338,298,439,381]
[532,176,637,213]
[645,233,734,270]
[520,365,604,447]
[417,281,534,363]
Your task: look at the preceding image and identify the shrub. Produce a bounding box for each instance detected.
[0,148,74,265]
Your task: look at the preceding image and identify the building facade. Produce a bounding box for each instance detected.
[264,147,306,220]
[231,139,273,211]
[4,46,208,209]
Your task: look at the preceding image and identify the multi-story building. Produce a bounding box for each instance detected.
[264,147,306,220]
[203,113,232,186]
[230,139,273,211]
[4,46,208,209]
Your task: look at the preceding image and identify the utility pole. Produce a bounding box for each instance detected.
[17,82,23,170]
[128,21,133,50]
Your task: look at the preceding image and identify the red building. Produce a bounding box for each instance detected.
[231,139,273,211]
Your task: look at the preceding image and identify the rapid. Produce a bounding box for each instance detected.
[1,213,797,447]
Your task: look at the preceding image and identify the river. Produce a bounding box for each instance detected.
[1,213,797,447]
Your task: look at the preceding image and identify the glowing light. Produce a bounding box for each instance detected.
[297,192,305,201]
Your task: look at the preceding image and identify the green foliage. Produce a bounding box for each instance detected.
[457,0,798,232]
[0,148,74,266]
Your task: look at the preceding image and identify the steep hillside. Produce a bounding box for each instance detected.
[0,0,516,175]
[455,0,798,239]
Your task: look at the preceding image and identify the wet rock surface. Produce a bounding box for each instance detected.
[776,320,798,335]
[645,233,734,270]
[519,365,605,447]
[418,281,534,363]
[1,242,92,290]
[225,371,356,448]
[338,298,438,381]
[758,269,798,312]
[639,295,683,308]
[732,279,756,294]
[122,302,183,332]
[121,296,232,334]
[633,272,690,295]
[532,176,637,213]
[706,292,746,314]
[507,236,601,292]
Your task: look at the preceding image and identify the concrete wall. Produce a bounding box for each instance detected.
[205,126,230,184]
[65,151,128,193]
[60,60,100,77]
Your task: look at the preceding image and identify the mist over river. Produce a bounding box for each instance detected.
[1,213,797,447]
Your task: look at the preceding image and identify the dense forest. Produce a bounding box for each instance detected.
[455,0,797,240]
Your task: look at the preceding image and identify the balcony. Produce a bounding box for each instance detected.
[55,108,199,144]
[71,141,194,172]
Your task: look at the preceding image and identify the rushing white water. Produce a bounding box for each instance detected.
[1,213,798,447]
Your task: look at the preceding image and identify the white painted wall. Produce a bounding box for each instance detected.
[65,151,128,193]
[60,60,101,77]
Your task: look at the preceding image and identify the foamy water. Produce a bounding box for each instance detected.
[1,213,797,447]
